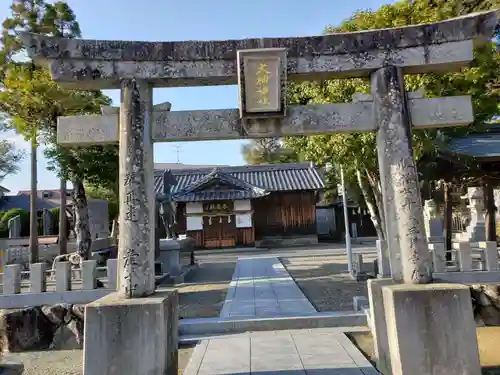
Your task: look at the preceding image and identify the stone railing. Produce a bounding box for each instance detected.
[0,259,117,309]
[429,241,500,283]
[375,239,500,284]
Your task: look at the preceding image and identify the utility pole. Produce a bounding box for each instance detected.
[340,166,353,275]
[174,144,181,163]
[29,134,38,263]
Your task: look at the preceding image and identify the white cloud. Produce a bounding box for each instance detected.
[2,130,46,152]
[3,130,29,151]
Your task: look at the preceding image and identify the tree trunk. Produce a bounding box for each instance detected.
[59,178,68,255]
[484,179,497,242]
[29,137,38,263]
[443,182,453,261]
[71,179,92,260]
[364,168,386,239]
[356,169,385,240]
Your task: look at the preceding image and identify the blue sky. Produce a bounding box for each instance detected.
[1,0,395,193]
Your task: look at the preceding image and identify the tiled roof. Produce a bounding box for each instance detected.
[172,168,268,202]
[0,195,58,212]
[447,124,500,159]
[154,162,325,201]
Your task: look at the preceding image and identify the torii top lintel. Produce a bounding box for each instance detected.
[20,10,498,90]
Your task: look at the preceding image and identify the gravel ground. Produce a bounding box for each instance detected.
[5,346,196,375]
[281,253,377,311]
[171,258,236,318]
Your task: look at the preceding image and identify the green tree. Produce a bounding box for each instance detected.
[0,0,82,262]
[0,120,24,181]
[241,138,300,165]
[284,0,500,239]
[0,0,116,260]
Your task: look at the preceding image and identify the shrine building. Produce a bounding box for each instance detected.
[154,162,325,249]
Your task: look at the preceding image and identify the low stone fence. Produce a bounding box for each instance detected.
[0,259,117,309]
[430,241,500,283]
[375,239,500,284]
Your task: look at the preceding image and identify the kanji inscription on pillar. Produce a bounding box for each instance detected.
[237,48,287,119]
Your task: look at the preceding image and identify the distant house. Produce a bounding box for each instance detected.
[316,195,377,241]
[155,162,325,249]
[0,189,58,213]
[0,186,10,201]
[1,189,109,238]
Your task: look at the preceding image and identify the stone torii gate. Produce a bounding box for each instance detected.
[21,10,498,375]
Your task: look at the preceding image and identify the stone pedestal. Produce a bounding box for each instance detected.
[382,284,480,375]
[159,238,194,276]
[83,291,179,375]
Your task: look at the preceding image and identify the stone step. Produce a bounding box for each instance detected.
[179,311,367,336]
[178,325,372,345]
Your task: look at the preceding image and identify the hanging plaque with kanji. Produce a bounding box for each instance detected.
[237,48,287,119]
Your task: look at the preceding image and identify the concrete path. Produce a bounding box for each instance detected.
[183,328,379,375]
[220,257,316,318]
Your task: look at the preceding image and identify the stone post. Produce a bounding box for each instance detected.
[372,66,431,284]
[59,178,68,255]
[375,239,391,278]
[117,79,156,298]
[423,199,444,243]
[7,216,21,238]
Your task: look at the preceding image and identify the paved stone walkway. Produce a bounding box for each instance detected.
[220,257,316,318]
[184,257,377,374]
[183,328,379,375]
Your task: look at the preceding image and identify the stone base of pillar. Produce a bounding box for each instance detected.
[367,278,396,375]
[383,284,480,375]
[83,291,179,375]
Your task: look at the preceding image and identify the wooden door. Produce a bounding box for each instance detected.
[203,215,236,248]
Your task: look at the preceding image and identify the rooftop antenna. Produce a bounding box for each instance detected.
[174,144,181,163]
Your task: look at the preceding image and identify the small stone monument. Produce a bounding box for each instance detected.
[42,209,55,236]
[7,215,21,238]
[423,199,444,243]
[460,187,486,242]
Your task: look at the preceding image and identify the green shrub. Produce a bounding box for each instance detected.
[0,208,30,236]
[50,207,60,219]
[0,208,26,223]
[0,210,7,238]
